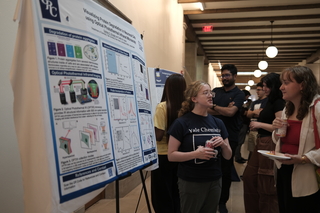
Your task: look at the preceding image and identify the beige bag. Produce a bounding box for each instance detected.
[247,131,257,152]
[312,99,320,189]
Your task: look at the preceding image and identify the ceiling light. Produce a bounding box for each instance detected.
[197,2,204,11]
[236,83,253,85]
[248,80,254,86]
[258,41,268,70]
[237,72,267,76]
[245,86,251,91]
[254,54,262,77]
[266,45,278,58]
[258,61,268,70]
[266,21,278,58]
[218,60,222,69]
[253,69,262,78]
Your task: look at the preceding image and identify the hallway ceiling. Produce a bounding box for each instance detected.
[179,0,320,89]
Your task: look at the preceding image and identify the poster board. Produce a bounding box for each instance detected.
[11,0,157,211]
[147,68,177,115]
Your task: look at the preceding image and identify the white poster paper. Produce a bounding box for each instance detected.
[27,0,157,206]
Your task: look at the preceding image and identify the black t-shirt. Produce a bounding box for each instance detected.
[212,86,244,142]
[249,97,268,111]
[258,98,285,136]
[241,100,252,126]
[168,112,228,182]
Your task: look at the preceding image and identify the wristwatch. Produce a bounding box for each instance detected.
[301,155,307,164]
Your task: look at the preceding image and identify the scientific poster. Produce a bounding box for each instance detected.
[30,0,157,205]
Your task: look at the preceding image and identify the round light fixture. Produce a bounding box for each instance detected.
[266,45,278,58]
[248,80,254,86]
[245,86,251,91]
[266,21,278,58]
[253,69,262,78]
[258,60,268,70]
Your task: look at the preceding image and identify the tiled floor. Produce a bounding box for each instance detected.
[86,142,250,213]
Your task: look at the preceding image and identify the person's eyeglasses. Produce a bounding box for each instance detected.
[202,91,215,97]
[256,89,262,91]
[221,74,232,78]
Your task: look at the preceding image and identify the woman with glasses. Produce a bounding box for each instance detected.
[167,80,232,213]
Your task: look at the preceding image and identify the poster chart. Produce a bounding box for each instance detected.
[30,0,157,204]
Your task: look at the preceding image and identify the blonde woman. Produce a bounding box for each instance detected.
[167,80,232,213]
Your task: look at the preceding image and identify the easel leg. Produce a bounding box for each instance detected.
[116,179,120,213]
[139,170,152,213]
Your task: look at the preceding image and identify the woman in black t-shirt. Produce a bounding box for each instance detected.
[167,80,232,213]
[242,73,285,213]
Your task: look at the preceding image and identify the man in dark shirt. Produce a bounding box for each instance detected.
[235,89,252,164]
[208,64,244,213]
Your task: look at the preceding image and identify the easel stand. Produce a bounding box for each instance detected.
[115,163,153,213]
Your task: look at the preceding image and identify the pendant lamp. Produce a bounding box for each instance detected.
[266,21,278,58]
[248,80,254,86]
[254,54,262,77]
[254,69,262,78]
[258,41,268,70]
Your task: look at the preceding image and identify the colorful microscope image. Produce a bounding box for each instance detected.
[59,137,72,154]
[59,120,77,155]
[58,79,99,105]
[87,80,99,99]
[80,123,100,149]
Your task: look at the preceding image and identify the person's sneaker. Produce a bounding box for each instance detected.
[219,203,228,213]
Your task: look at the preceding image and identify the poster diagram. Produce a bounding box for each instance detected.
[104,44,131,78]
[131,57,157,166]
[59,120,77,155]
[83,44,99,61]
[100,121,109,150]
[58,120,108,156]
[45,27,100,63]
[56,79,94,105]
[79,123,100,149]
[140,114,155,150]
[113,126,140,154]
[109,95,137,120]
[109,95,127,120]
